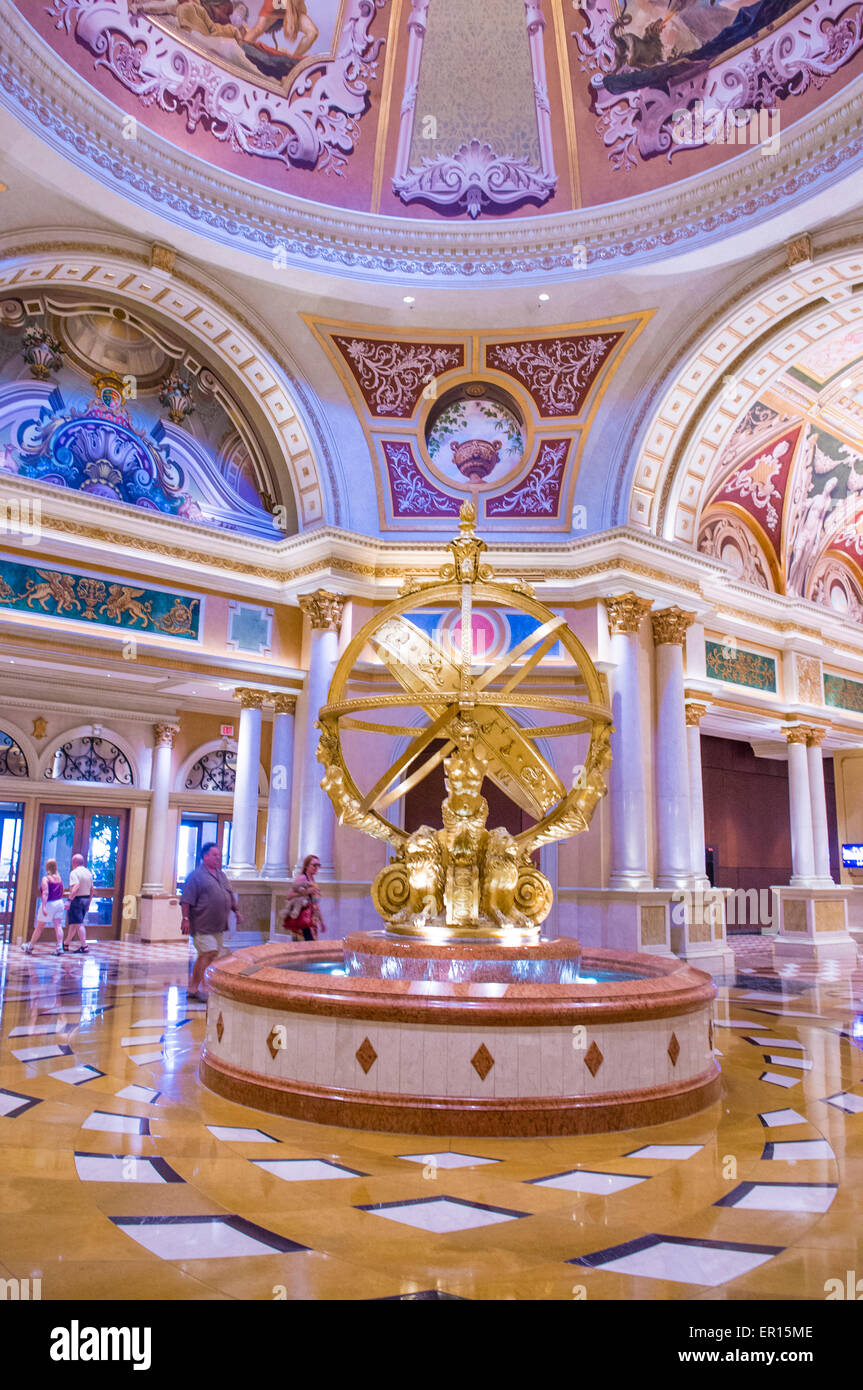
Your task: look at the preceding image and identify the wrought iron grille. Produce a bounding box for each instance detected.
[0,732,28,778]
[45,736,133,786]
[185,749,236,793]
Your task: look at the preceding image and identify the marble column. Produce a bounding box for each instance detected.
[685,702,710,889]
[229,687,265,877]
[141,723,178,893]
[651,607,697,889]
[806,727,833,885]
[297,590,345,879]
[785,726,816,886]
[262,694,297,878]
[604,593,653,889]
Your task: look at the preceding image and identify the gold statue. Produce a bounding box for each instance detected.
[316,503,613,942]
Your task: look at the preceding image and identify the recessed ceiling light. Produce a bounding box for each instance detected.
[841,377,853,389]
[538,293,550,302]
[403,295,415,304]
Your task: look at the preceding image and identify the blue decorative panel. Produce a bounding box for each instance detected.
[706,640,776,692]
[0,557,201,640]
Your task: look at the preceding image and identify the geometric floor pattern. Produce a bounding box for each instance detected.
[1,933,863,1299]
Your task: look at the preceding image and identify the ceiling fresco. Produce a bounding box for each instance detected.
[698,331,863,621]
[0,305,283,538]
[310,313,649,531]
[20,0,863,224]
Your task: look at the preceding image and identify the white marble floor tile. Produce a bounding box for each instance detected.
[8,1022,60,1037]
[115,1085,162,1104]
[532,1170,647,1195]
[11,1043,71,1062]
[112,1217,302,1259]
[760,1072,800,1088]
[624,1145,703,1160]
[397,1152,500,1169]
[49,1065,102,1085]
[252,1159,361,1181]
[121,1034,163,1047]
[763,1056,813,1070]
[759,1108,807,1127]
[823,1092,863,1114]
[81,1111,148,1135]
[737,991,801,1001]
[128,1050,165,1067]
[714,1020,766,1029]
[764,1139,835,1161]
[747,1036,805,1048]
[207,1125,277,1143]
[364,1198,521,1233]
[0,1088,40,1117]
[581,1239,777,1287]
[75,1154,174,1183]
[727,1183,836,1213]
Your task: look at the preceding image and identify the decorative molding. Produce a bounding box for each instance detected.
[485,440,569,519]
[0,554,201,640]
[382,440,460,519]
[706,640,778,692]
[298,590,346,632]
[794,653,823,705]
[486,334,621,416]
[333,336,463,417]
[784,726,811,744]
[684,703,709,727]
[391,0,556,218]
[651,607,696,646]
[824,671,863,713]
[605,592,653,636]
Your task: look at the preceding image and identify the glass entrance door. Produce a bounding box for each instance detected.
[176,813,232,889]
[0,802,24,941]
[31,805,129,941]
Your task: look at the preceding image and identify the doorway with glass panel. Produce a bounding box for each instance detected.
[31,805,129,941]
[176,813,232,890]
[0,801,24,942]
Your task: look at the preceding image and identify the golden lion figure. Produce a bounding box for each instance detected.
[481,827,531,929]
[389,827,445,928]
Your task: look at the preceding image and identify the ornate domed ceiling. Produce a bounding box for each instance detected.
[5,0,863,279]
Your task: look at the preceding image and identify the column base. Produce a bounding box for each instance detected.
[138,894,184,943]
[226,865,259,880]
[770,885,858,964]
[608,874,654,891]
[262,865,291,879]
[557,887,733,975]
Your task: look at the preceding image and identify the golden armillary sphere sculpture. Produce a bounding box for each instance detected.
[316,503,613,942]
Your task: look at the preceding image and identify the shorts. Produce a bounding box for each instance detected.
[68,897,91,925]
[43,900,66,929]
[193,932,224,955]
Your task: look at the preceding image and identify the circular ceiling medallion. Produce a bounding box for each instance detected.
[425,382,526,492]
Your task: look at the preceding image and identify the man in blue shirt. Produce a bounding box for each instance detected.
[180,841,242,1001]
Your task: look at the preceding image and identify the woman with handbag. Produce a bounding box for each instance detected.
[283,854,323,940]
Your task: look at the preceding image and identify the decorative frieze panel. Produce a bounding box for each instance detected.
[706,640,777,692]
[824,672,863,713]
[332,337,464,418]
[486,335,622,417]
[484,440,569,519]
[0,556,201,639]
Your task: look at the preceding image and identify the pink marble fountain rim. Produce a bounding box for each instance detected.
[343,931,583,960]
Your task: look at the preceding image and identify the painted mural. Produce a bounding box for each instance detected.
[16,0,863,226]
[0,556,201,639]
[824,672,863,713]
[131,0,342,84]
[698,330,863,621]
[0,315,282,539]
[426,392,525,486]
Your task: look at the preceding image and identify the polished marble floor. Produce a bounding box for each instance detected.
[1,934,863,1300]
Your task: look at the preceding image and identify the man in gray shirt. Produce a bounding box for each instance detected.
[181,841,242,1001]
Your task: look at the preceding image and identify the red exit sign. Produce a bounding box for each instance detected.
[220,724,234,737]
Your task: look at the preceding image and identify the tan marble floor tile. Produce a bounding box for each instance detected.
[172,1250,426,1301]
[0,1212,159,1267]
[32,1258,230,1302]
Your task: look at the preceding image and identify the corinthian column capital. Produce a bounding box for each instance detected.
[298,590,345,632]
[784,725,810,745]
[152,722,178,749]
[684,702,709,727]
[651,607,696,646]
[605,592,653,636]
[271,693,298,716]
[806,727,827,747]
[234,687,267,711]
